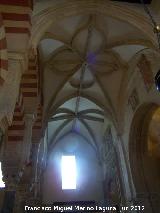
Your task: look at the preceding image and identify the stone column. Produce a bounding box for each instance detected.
[21,114,35,165]
[13,159,34,213]
[12,114,35,212]
[0,53,26,124]
[115,134,134,204]
[14,184,31,213]
[1,177,17,213]
[14,142,43,212]
[0,119,8,211]
[1,191,16,213]
[31,139,44,200]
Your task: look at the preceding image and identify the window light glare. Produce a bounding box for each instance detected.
[61,156,76,190]
[0,162,5,188]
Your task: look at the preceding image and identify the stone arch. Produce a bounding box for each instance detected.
[129,103,160,212]
[31,0,157,49]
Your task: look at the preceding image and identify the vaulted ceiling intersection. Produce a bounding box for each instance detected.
[39,11,153,154]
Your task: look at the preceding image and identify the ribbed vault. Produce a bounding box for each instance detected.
[36,1,158,155]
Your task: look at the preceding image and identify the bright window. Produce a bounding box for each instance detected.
[0,162,5,188]
[61,156,76,190]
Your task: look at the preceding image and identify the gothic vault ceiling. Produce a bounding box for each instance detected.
[36,2,156,154]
